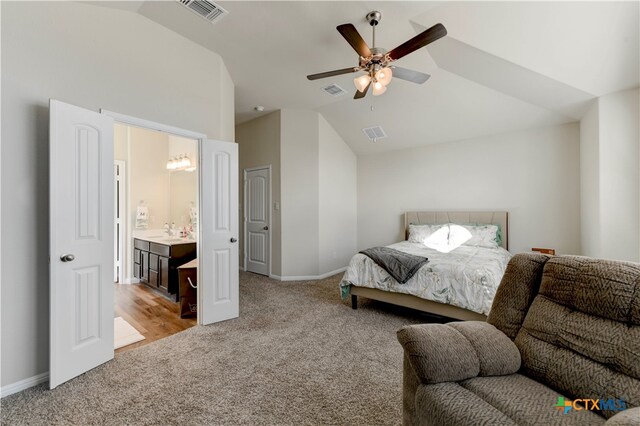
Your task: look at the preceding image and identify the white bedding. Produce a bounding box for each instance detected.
[340,242,513,315]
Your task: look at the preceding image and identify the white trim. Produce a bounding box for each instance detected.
[1,372,49,398]
[243,165,272,277]
[122,278,140,285]
[114,160,126,284]
[100,109,207,140]
[269,267,346,282]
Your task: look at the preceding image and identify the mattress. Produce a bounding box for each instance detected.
[340,241,513,315]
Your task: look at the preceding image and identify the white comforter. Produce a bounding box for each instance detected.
[340,242,513,315]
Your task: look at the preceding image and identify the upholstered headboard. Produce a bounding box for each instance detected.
[404,211,509,250]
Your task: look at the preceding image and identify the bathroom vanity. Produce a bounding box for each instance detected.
[133,235,197,300]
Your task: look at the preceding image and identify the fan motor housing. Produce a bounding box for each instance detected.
[366,11,382,26]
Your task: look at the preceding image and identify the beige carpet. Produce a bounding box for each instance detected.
[113,316,145,350]
[1,272,443,425]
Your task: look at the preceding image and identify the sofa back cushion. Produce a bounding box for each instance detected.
[487,253,550,339]
[514,256,640,418]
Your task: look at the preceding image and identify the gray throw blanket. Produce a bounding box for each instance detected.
[359,247,428,284]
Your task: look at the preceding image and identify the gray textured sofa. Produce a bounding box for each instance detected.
[397,254,640,425]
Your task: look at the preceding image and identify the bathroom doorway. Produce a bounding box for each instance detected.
[112,123,199,353]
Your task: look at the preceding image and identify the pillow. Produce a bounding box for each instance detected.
[461,224,500,248]
[408,224,446,243]
[425,224,472,253]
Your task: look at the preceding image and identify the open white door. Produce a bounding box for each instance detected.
[49,100,114,389]
[199,139,239,325]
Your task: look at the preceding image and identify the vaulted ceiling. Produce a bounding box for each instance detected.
[92,1,639,154]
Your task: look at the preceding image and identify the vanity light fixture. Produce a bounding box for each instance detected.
[166,154,195,172]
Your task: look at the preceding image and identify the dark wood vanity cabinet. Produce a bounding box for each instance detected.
[133,238,196,300]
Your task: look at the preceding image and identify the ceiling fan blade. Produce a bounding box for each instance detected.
[307,67,359,80]
[387,23,447,61]
[337,24,372,58]
[354,81,371,99]
[390,66,431,84]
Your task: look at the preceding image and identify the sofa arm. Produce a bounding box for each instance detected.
[605,407,640,425]
[397,321,521,384]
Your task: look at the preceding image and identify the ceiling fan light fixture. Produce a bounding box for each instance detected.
[375,67,393,86]
[354,74,371,92]
[372,81,387,96]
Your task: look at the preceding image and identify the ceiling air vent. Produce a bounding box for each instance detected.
[321,84,347,97]
[362,125,387,142]
[177,0,228,24]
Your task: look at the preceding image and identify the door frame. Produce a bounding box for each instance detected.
[114,160,126,284]
[100,109,208,325]
[243,165,272,276]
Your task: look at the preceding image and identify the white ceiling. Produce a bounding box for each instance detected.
[91,1,639,154]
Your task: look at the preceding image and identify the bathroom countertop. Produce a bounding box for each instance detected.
[133,230,196,246]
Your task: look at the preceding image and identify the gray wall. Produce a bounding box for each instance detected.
[1,1,234,387]
[357,122,582,255]
[236,111,282,276]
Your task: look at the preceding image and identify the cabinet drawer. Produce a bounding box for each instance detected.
[134,249,141,264]
[148,270,158,288]
[149,242,170,257]
[134,239,150,251]
[148,253,159,272]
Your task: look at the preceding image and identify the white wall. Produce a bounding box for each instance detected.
[357,123,581,255]
[579,101,600,257]
[236,111,282,275]
[318,115,357,273]
[280,109,320,277]
[1,1,234,388]
[580,88,640,262]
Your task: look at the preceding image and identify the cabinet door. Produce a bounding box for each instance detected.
[133,263,141,279]
[140,251,149,283]
[159,256,169,292]
[148,270,158,288]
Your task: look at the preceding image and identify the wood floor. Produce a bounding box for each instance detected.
[115,283,196,354]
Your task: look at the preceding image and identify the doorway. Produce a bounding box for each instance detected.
[244,166,271,276]
[112,124,199,353]
[49,99,239,389]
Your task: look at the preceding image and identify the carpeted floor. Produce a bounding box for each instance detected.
[1,272,444,425]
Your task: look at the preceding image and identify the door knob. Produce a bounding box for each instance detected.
[263,226,269,231]
[230,238,238,243]
[60,254,75,262]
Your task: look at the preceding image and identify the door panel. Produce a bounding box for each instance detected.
[245,168,270,276]
[49,100,114,389]
[200,140,239,325]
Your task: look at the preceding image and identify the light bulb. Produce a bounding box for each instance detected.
[372,81,387,96]
[166,160,173,170]
[353,74,371,92]
[375,67,393,86]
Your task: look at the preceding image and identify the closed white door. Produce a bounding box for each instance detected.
[49,100,114,389]
[199,139,239,325]
[244,168,270,276]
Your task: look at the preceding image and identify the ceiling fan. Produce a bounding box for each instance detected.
[307,11,447,99]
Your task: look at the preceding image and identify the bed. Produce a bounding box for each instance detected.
[341,211,512,321]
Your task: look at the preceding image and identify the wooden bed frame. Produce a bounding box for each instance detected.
[350,211,509,321]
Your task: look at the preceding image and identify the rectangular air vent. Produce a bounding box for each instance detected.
[322,84,347,97]
[178,0,228,24]
[362,125,387,142]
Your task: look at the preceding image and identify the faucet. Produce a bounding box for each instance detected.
[164,223,173,236]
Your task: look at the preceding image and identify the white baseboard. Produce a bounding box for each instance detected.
[269,267,346,282]
[1,372,48,398]
[120,278,139,284]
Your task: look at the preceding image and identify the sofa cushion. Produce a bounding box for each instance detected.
[515,256,640,418]
[487,253,550,339]
[458,374,605,425]
[415,382,517,426]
